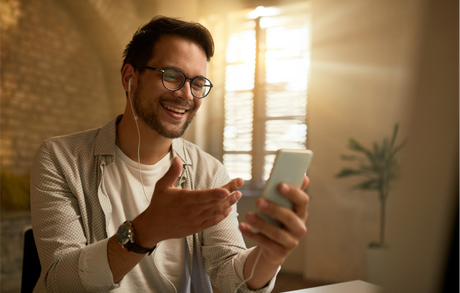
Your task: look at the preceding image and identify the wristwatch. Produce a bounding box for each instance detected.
[116,220,156,255]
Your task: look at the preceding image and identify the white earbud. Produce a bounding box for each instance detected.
[127,76,149,204]
[128,78,137,120]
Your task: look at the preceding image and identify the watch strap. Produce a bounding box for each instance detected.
[124,241,156,256]
[120,220,156,255]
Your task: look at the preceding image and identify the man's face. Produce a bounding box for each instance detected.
[132,35,207,139]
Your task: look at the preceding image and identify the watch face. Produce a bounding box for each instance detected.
[116,222,131,246]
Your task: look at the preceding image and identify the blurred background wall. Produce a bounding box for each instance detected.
[305,0,422,282]
[305,2,458,293]
[0,0,457,292]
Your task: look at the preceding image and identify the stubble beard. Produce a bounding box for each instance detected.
[132,80,196,139]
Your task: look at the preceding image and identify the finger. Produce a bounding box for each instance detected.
[189,178,243,205]
[199,204,234,229]
[198,191,241,220]
[239,222,289,259]
[256,198,307,239]
[245,212,300,250]
[278,183,309,221]
[189,187,233,205]
[220,178,244,193]
[300,176,310,190]
[155,157,183,189]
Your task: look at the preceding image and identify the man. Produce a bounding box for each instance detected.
[31,16,310,293]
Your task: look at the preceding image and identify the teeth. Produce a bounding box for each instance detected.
[163,104,186,114]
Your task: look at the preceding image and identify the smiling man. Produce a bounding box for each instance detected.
[30,16,310,293]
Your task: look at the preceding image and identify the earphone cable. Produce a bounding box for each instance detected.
[152,242,178,293]
[128,81,149,202]
[179,125,190,184]
[233,247,263,293]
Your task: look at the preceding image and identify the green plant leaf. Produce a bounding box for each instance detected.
[337,123,406,200]
[348,138,377,166]
[390,123,399,148]
[336,168,363,178]
[353,178,381,190]
[383,138,390,160]
[340,155,358,161]
[392,140,406,155]
[365,149,378,165]
[373,142,380,159]
[348,138,369,153]
[359,164,380,175]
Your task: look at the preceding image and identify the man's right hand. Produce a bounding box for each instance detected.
[132,157,243,249]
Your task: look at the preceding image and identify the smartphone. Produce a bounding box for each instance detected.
[257,149,313,228]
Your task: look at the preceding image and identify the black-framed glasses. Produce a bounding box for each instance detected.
[137,66,213,99]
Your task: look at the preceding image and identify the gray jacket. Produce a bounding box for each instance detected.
[30,115,276,293]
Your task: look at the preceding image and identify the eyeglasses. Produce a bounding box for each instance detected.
[136,66,213,99]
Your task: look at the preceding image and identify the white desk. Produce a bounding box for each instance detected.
[282,280,383,293]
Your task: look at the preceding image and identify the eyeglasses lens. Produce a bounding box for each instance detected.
[163,69,184,90]
[163,68,211,98]
[191,77,211,98]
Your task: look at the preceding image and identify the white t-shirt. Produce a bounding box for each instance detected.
[103,146,191,293]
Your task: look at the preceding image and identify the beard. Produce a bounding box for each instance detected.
[132,80,196,139]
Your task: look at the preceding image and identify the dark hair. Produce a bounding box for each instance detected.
[121,16,214,72]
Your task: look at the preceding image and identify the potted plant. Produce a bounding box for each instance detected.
[336,124,405,247]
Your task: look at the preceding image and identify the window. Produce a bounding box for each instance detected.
[222,5,311,190]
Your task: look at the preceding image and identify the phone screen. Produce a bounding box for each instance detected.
[257,149,313,227]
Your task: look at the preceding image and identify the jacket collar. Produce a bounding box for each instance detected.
[93,114,192,168]
[171,136,192,167]
[94,115,120,157]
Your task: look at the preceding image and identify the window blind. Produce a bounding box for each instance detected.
[223,11,310,186]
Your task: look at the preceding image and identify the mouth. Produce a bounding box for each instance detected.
[161,103,189,115]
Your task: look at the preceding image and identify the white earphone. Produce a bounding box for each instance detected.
[128,78,137,120]
[127,76,178,293]
[128,76,146,201]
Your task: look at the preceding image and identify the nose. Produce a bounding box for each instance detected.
[173,78,194,102]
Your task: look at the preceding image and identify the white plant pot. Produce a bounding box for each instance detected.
[366,245,389,286]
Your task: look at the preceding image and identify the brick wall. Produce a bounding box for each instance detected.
[2,0,116,175]
[0,0,155,291]
[1,212,31,293]
[0,0,161,174]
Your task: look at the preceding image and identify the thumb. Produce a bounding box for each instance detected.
[156,156,183,189]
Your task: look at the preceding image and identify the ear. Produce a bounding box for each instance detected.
[121,64,136,92]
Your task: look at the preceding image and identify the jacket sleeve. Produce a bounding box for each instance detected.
[201,166,278,293]
[30,141,119,293]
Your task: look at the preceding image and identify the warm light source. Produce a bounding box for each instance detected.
[246,6,280,19]
[1,0,22,30]
[223,9,310,182]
